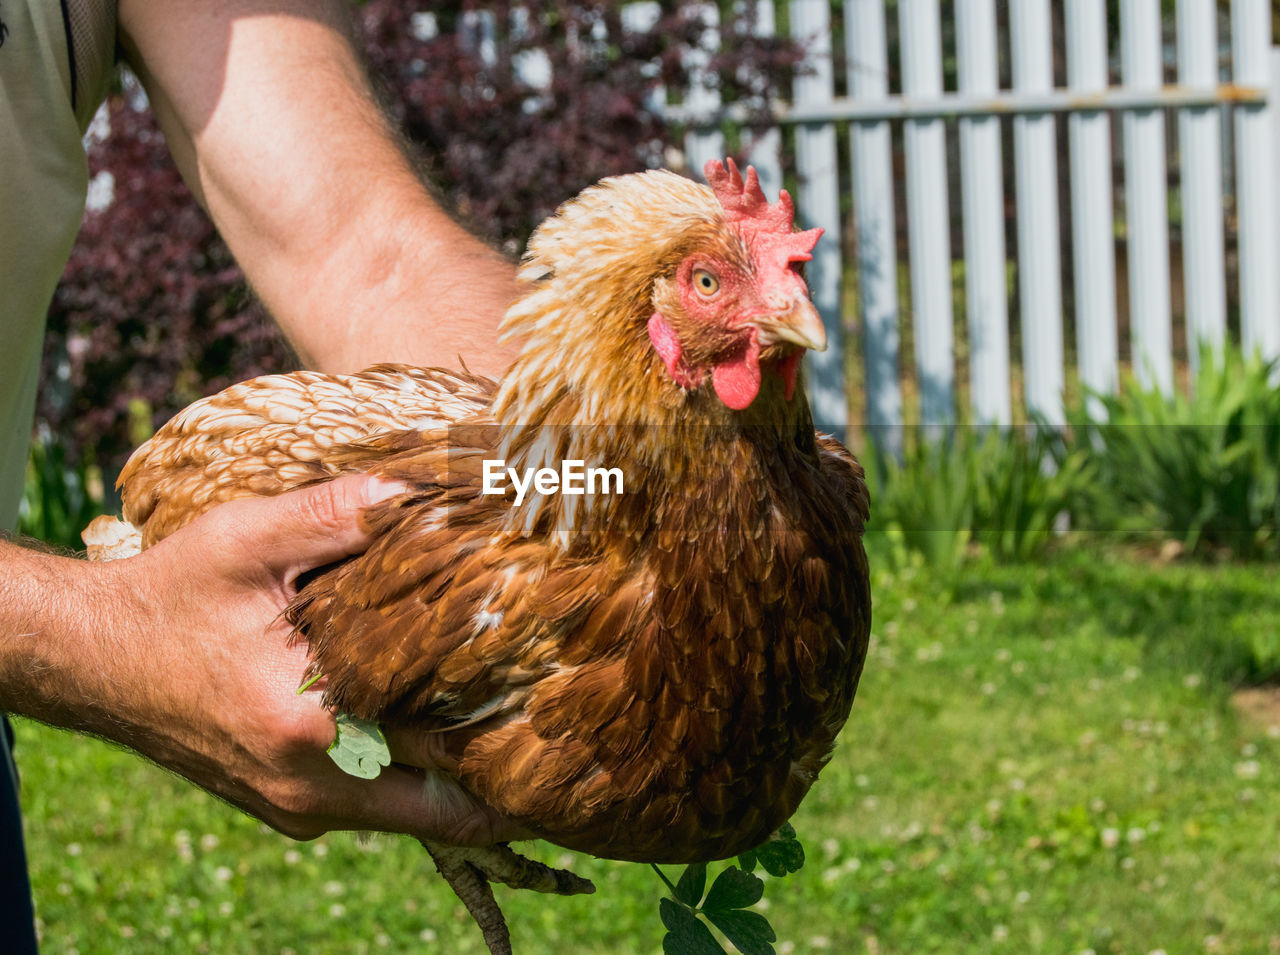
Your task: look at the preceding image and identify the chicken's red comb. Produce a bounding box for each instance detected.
[705,158,823,279]
[705,158,796,235]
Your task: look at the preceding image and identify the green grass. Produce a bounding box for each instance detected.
[14,546,1280,954]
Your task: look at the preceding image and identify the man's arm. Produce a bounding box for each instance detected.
[117,0,522,378]
[1,1,532,845]
[0,476,525,845]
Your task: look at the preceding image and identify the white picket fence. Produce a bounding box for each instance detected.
[667,0,1280,441]
[450,2,1279,439]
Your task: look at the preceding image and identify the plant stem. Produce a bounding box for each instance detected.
[649,863,681,900]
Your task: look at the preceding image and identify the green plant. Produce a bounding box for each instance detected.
[971,425,1093,562]
[17,436,105,550]
[1062,344,1280,559]
[861,429,975,569]
[861,424,1089,568]
[654,824,805,955]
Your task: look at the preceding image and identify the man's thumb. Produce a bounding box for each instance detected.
[222,475,407,583]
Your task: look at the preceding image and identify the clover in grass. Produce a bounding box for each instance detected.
[655,824,805,955]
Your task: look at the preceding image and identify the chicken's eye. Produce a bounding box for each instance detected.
[693,269,721,297]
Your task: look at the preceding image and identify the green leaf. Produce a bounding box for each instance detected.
[704,908,776,955]
[327,713,391,779]
[660,898,726,955]
[659,896,692,933]
[703,867,764,914]
[674,862,708,907]
[751,824,806,878]
[736,851,757,874]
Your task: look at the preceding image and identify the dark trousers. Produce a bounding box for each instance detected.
[1,717,38,954]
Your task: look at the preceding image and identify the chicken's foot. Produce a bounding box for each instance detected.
[421,841,595,955]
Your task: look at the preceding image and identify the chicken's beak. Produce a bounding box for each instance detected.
[753,298,828,353]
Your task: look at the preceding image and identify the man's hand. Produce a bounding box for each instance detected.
[0,476,526,846]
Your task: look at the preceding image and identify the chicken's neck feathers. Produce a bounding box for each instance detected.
[483,167,816,546]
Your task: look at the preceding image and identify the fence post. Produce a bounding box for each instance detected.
[683,3,725,175]
[1066,0,1118,413]
[790,0,847,434]
[898,0,955,429]
[1120,0,1173,393]
[956,0,1011,428]
[1011,0,1065,425]
[1233,0,1280,362]
[1175,0,1227,378]
[1274,41,1280,367]
[846,0,902,456]
[741,1,784,198]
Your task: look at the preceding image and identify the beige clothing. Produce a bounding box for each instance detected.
[0,0,116,530]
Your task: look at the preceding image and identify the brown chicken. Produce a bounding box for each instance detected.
[84,160,871,953]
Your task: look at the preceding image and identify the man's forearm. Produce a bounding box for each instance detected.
[0,541,129,737]
[276,187,523,377]
[118,0,522,378]
[0,540,190,769]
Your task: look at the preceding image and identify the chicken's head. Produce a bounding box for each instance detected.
[646,159,826,411]
[496,159,831,428]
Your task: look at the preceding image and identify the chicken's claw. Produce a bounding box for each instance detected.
[421,840,595,955]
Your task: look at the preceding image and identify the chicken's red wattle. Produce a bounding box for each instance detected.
[710,332,763,410]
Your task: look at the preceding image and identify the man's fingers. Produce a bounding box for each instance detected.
[329,765,533,847]
[384,726,460,774]
[216,474,407,583]
[268,700,527,845]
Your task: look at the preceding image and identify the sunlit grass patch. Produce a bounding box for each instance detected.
[15,545,1280,954]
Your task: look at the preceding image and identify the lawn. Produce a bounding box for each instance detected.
[14,544,1280,954]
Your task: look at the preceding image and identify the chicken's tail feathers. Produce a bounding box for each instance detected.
[81,515,142,561]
